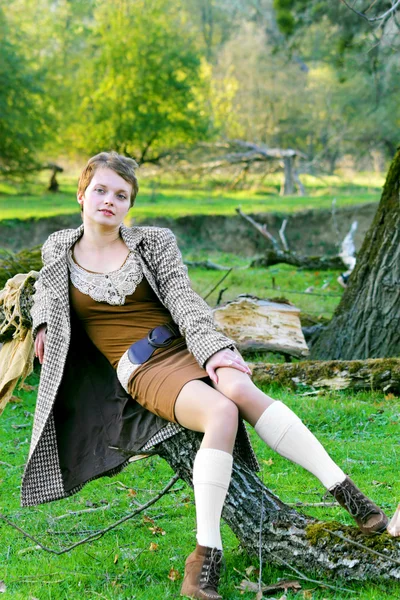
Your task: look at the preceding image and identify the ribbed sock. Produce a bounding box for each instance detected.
[254,401,346,490]
[192,448,233,550]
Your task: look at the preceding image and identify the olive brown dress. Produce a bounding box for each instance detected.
[67,248,209,425]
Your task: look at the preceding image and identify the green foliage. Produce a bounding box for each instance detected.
[0,5,52,172]
[67,0,213,162]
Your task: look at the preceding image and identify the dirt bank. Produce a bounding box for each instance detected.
[0,203,377,257]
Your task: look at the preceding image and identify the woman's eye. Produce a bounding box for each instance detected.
[118,194,127,200]
[95,188,104,193]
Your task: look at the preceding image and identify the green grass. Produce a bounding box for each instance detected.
[0,171,383,221]
[188,260,344,319]
[1,375,399,599]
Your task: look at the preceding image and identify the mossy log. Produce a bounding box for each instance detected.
[251,250,346,271]
[157,429,400,581]
[0,246,42,290]
[249,358,400,393]
[311,149,400,360]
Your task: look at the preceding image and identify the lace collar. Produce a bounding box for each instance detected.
[67,249,143,305]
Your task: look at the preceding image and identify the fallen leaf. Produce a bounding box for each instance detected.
[10,395,22,403]
[128,489,137,497]
[238,580,258,592]
[0,581,5,593]
[263,458,274,466]
[168,568,181,581]
[149,525,166,536]
[143,515,155,525]
[245,565,256,576]
[302,591,313,599]
[384,393,396,400]
[113,554,119,564]
[20,383,37,392]
[149,542,159,551]
[372,480,392,489]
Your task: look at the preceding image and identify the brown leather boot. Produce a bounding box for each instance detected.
[330,477,388,535]
[180,544,223,599]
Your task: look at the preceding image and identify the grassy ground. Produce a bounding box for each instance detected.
[1,375,399,600]
[0,171,383,221]
[188,259,344,320]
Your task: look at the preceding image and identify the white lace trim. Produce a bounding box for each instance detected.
[117,349,140,393]
[67,249,143,305]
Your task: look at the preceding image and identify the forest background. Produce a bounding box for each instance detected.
[1,1,400,599]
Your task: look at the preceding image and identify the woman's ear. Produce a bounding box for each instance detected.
[77,192,84,208]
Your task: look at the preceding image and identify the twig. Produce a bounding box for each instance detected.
[52,504,110,520]
[203,269,232,301]
[258,474,264,595]
[263,286,342,298]
[287,502,337,508]
[0,473,179,555]
[216,287,228,306]
[268,550,356,594]
[0,460,13,468]
[340,0,400,22]
[321,527,400,567]
[236,207,281,252]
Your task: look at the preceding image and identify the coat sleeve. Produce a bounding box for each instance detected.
[149,228,236,368]
[30,236,55,339]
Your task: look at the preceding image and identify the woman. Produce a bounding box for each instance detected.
[29,151,388,600]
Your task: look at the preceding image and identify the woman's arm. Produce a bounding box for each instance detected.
[148,228,238,368]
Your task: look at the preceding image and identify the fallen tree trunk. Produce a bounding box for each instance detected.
[249,358,400,393]
[157,429,400,580]
[213,295,309,358]
[251,250,346,271]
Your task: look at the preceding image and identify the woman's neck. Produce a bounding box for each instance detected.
[80,223,122,250]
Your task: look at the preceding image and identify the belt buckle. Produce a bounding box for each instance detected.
[148,325,174,349]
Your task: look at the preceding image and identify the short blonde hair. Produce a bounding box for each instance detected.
[78,151,139,207]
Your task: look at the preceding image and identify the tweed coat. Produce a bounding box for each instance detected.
[22,223,258,507]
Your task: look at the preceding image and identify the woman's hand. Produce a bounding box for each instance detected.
[34,325,47,365]
[205,348,251,384]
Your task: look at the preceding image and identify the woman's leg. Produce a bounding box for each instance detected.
[211,367,388,534]
[175,379,238,600]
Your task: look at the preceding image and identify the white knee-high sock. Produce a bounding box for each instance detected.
[254,401,346,490]
[193,448,233,550]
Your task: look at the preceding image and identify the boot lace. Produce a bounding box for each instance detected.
[199,548,223,591]
[334,481,378,521]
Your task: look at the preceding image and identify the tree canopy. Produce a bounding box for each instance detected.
[1,0,399,171]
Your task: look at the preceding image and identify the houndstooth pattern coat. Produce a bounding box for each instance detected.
[21,223,242,506]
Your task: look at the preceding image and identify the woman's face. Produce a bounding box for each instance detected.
[77,167,132,226]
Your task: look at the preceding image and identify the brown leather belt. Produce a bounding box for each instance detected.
[127,323,180,365]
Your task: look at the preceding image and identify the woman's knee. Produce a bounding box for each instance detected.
[205,397,239,432]
[217,375,254,405]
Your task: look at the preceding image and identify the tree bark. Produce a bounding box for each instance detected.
[157,429,400,581]
[249,358,400,394]
[311,149,400,360]
[251,250,346,270]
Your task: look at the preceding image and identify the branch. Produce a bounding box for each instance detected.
[235,207,281,252]
[340,0,400,22]
[0,474,179,555]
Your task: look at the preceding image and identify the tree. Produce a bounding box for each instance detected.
[0,5,52,172]
[311,148,400,360]
[68,0,213,163]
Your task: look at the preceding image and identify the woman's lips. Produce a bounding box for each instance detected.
[100,209,114,216]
